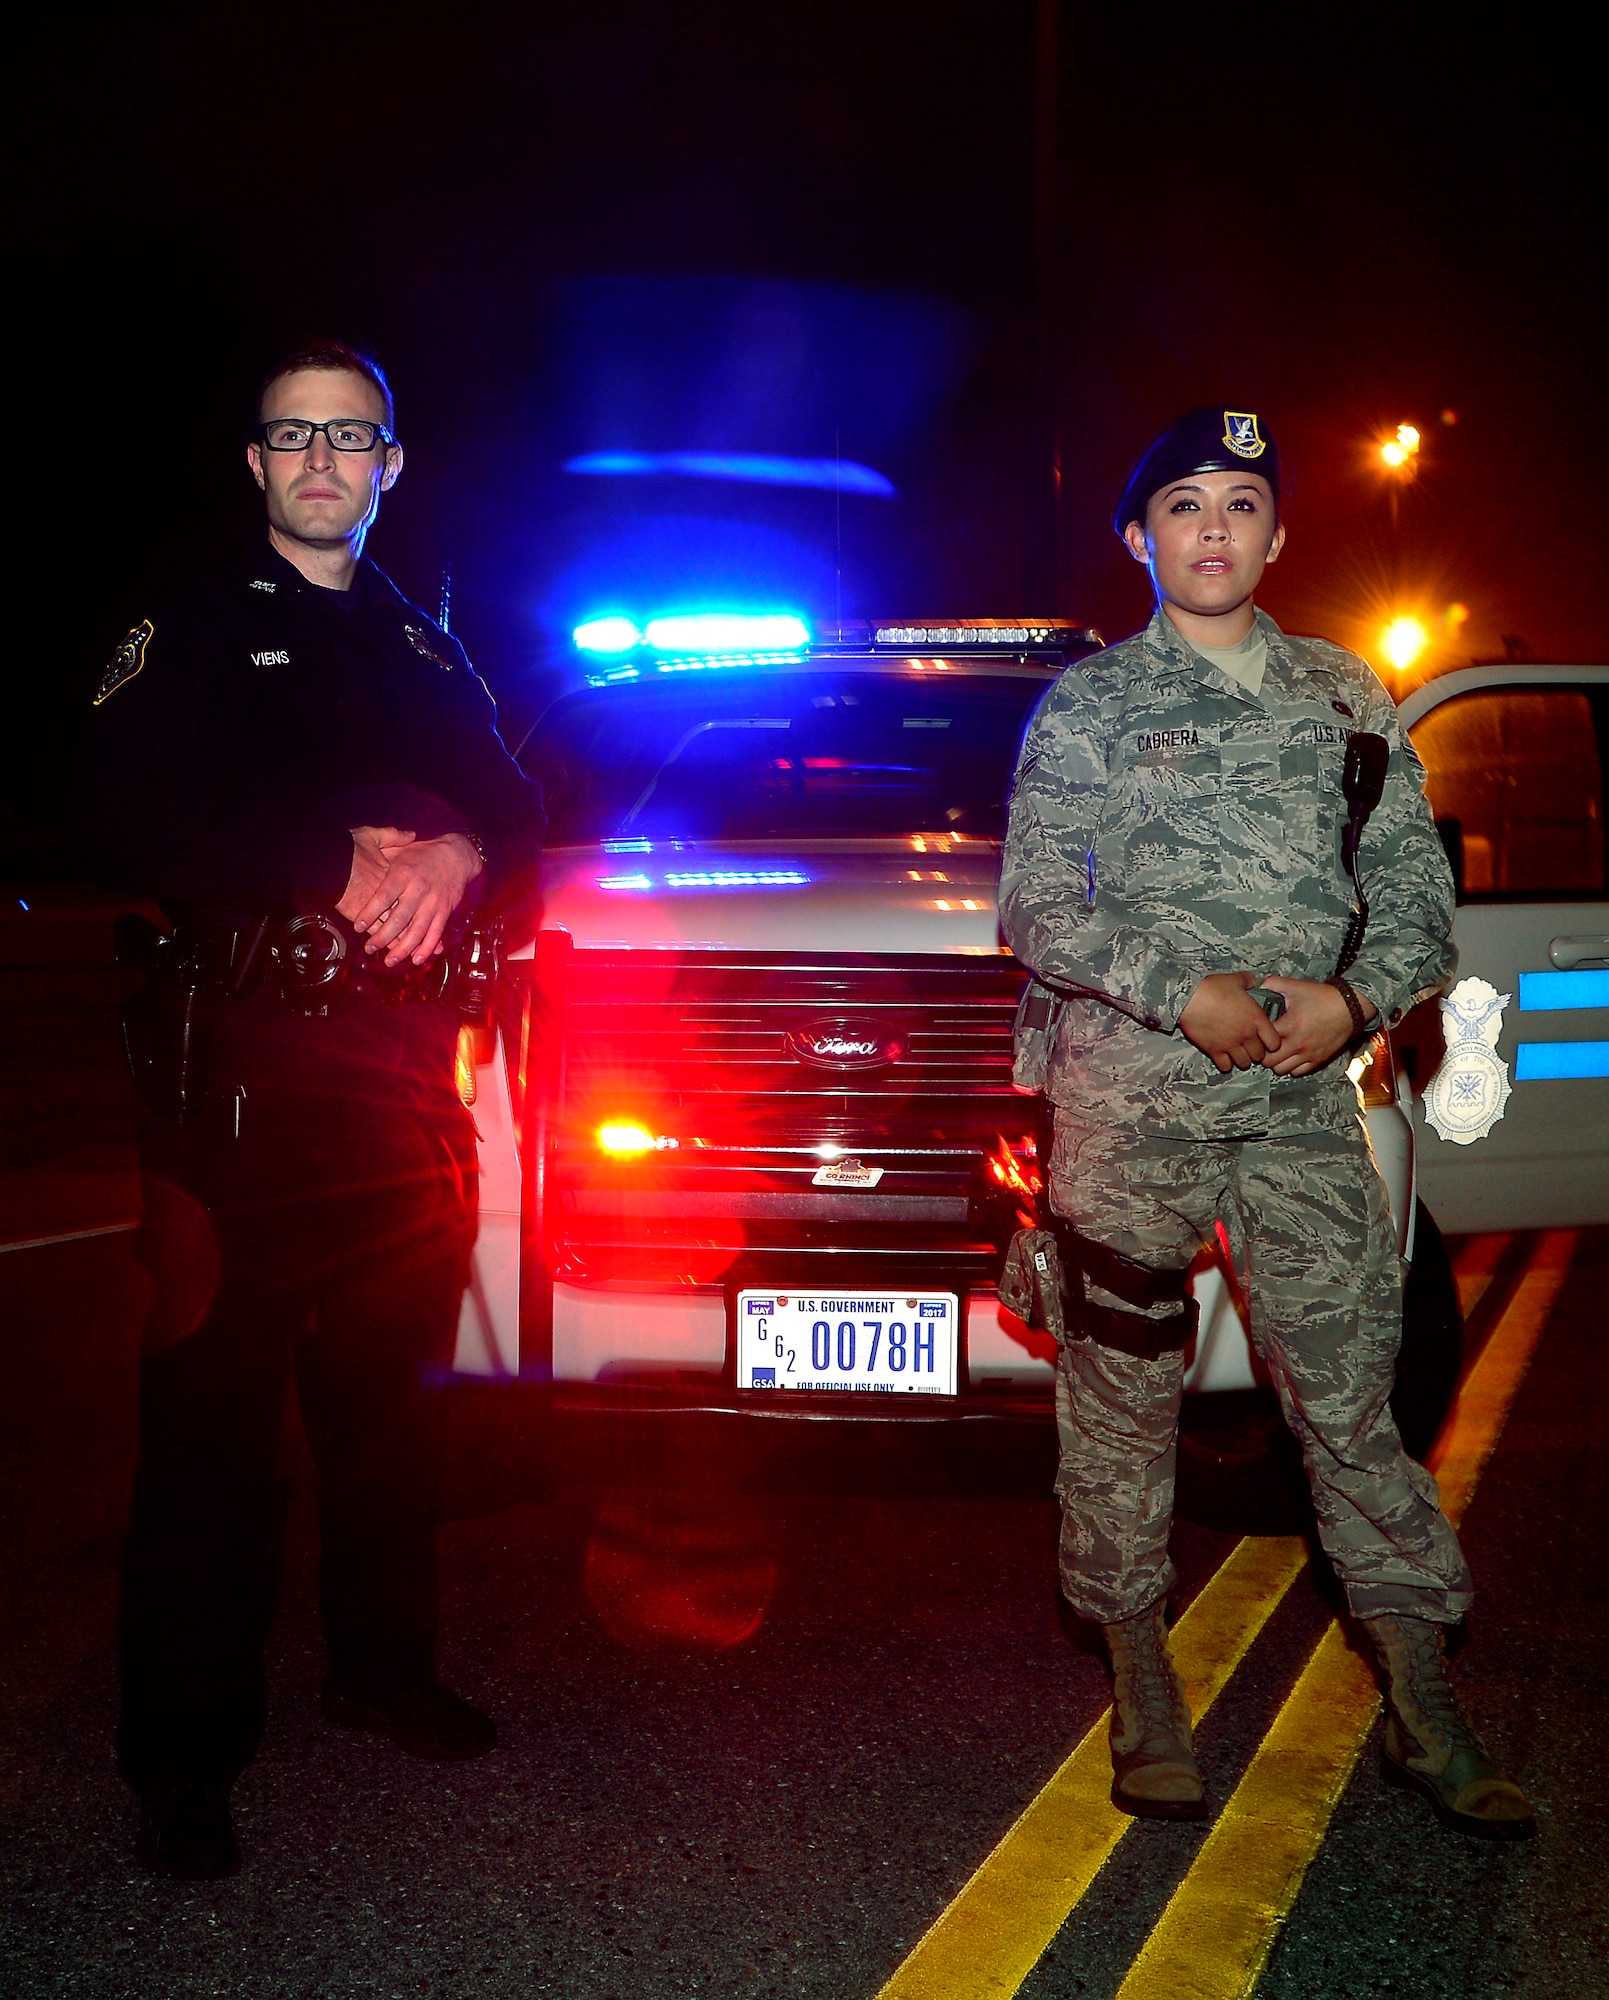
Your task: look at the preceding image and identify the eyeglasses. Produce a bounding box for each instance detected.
[258,418,395,453]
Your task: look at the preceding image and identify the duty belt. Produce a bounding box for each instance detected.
[265,912,499,1019]
[118,912,500,1023]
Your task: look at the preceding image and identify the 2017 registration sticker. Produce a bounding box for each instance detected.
[736,1291,959,1396]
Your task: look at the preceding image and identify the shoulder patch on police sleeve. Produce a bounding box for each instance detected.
[94,620,154,705]
[1222,411,1266,459]
[404,623,455,670]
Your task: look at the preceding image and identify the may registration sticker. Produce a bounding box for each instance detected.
[736,1291,959,1396]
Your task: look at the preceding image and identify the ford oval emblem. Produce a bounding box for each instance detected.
[785,1017,908,1070]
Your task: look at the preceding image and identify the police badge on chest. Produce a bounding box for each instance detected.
[404,624,455,670]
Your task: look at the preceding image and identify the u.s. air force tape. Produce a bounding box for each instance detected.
[94,620,154,705]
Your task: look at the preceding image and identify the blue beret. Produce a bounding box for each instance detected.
[1114,406,1280,536]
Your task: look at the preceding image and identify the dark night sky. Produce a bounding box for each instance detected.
[10,1,1604,839]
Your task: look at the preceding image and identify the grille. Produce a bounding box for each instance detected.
[564,949,1025,1133]
[540,949,1035,1284]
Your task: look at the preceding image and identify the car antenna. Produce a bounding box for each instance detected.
[835,427,843,643]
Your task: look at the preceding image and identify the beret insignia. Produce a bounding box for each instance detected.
[1222,411,1267,459]
[94,619,154,705]
[405,623,455,670]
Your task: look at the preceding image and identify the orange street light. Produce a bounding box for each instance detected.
[1380,422,1422,471]
[1381,616,1430,672]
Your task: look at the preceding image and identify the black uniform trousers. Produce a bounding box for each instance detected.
[116,995,476,1794]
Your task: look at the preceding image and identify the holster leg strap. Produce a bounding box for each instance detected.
[1079,1295,1198,1361]
[1052,1220,1193,1309]
[1051,1220,1198,1358]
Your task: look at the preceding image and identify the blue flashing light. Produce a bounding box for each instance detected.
[1518,969,1609,1011]
[646,613,810,654]
[600,838,653,853]
[574,615,644,654]
[1515,1041,1609,1080]
[664,870,810,889]
[654,650,805,673]
[564,451,895,498]
[596,868,809,892]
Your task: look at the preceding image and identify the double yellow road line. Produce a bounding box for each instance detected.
[876,1232,1576,2000]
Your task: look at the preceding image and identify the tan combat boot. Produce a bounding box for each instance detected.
[1102,1603,1206,1820]
[1363,1614,1535,1840]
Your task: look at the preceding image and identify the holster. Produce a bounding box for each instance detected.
[999,1228,1066,1340]
[114,916,248,1123]
[1334,730,1390,980]
[1011,976,1065,1093]
[1050,1219,1198,1361]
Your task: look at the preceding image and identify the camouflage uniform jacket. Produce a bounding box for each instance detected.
[998,608,1456,1139]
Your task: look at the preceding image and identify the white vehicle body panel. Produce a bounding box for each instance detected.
[550,1282,726,1382]
[1400,664,1609,1235]
[452,1028,522,1379]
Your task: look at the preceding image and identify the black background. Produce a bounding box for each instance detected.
[11,2,1604,847]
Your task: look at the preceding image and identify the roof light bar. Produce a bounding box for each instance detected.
[871,619,1097,647]
[645,614,810,654]
[573,616,643,654]
[575,610,812,680]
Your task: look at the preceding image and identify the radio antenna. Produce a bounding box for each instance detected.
[834,429,843,642]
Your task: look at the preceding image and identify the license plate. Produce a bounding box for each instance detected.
[735,1290,959,1396]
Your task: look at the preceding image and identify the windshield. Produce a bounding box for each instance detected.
[523,665,1058,843]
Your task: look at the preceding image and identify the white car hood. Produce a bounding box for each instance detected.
[518,838,1007,954]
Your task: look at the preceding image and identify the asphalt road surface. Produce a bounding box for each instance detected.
[3,887,1606,1999]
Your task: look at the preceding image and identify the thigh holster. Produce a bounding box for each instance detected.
[1051,1220,1198,1362]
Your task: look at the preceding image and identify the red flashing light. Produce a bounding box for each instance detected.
[989,1135,1043,1204]
[597,1121,679,1156]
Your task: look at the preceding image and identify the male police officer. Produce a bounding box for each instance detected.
[73,339,545,1878]
[999,406,1533,1837]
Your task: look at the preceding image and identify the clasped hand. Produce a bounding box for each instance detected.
[1178,970,1371,1077]
[335,825,483,969]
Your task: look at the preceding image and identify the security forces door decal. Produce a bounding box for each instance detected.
[1423,976,1513,1144]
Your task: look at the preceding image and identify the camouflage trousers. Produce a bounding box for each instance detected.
[1047,1115,1472,1627]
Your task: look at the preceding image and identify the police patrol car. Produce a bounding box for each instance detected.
[447,615,1608,1524]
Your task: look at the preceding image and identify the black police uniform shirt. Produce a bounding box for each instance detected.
[74,538,545,933]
